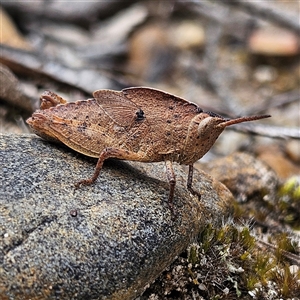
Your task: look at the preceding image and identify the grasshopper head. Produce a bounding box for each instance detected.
[27,112,61,143]
[197,112,270,156]
[197,113,227,151]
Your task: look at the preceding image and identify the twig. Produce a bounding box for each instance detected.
[248,90,300,115]
[217,0,300,34]
[257,239,300,266]
[202,10,245,114]
[230,123,300,140]
[182,0,254,43]
[0,44,116,94]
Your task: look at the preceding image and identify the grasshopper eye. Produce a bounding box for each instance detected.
[197,117,214,139]
[135,109,145,121]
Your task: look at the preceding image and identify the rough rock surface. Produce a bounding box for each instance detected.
[0,134,233,300]
[201,152,279,203]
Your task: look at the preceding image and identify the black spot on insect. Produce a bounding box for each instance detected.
[77,122,87,132]
[135,109,145,121]
[166,120,172,124]
[196,107,203,113]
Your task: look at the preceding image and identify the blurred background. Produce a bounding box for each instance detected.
[0,0,299,171]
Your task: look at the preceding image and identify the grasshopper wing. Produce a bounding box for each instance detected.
[93,90,144,127]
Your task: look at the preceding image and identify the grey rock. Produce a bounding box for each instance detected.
[0,134,233,299]
[201,152,279,203]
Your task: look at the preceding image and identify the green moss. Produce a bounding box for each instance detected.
[270,264,300,298]
[293,185,300,199]
[276,176,300,228]
[187,243,200,265]
[233,176,300,229]
[240,227,256,249]
[188,222,299,299]
[278,176,300,228]
[143,220,300,299]
[270,232,298,263]
[251,252,276,283]
[279,176,300,198]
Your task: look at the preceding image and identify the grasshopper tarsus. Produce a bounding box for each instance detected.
[187,186,202,200]
[74,178,95,189]
[187,165,201,199]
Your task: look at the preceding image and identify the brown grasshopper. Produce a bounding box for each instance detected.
[27,87,270,213]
